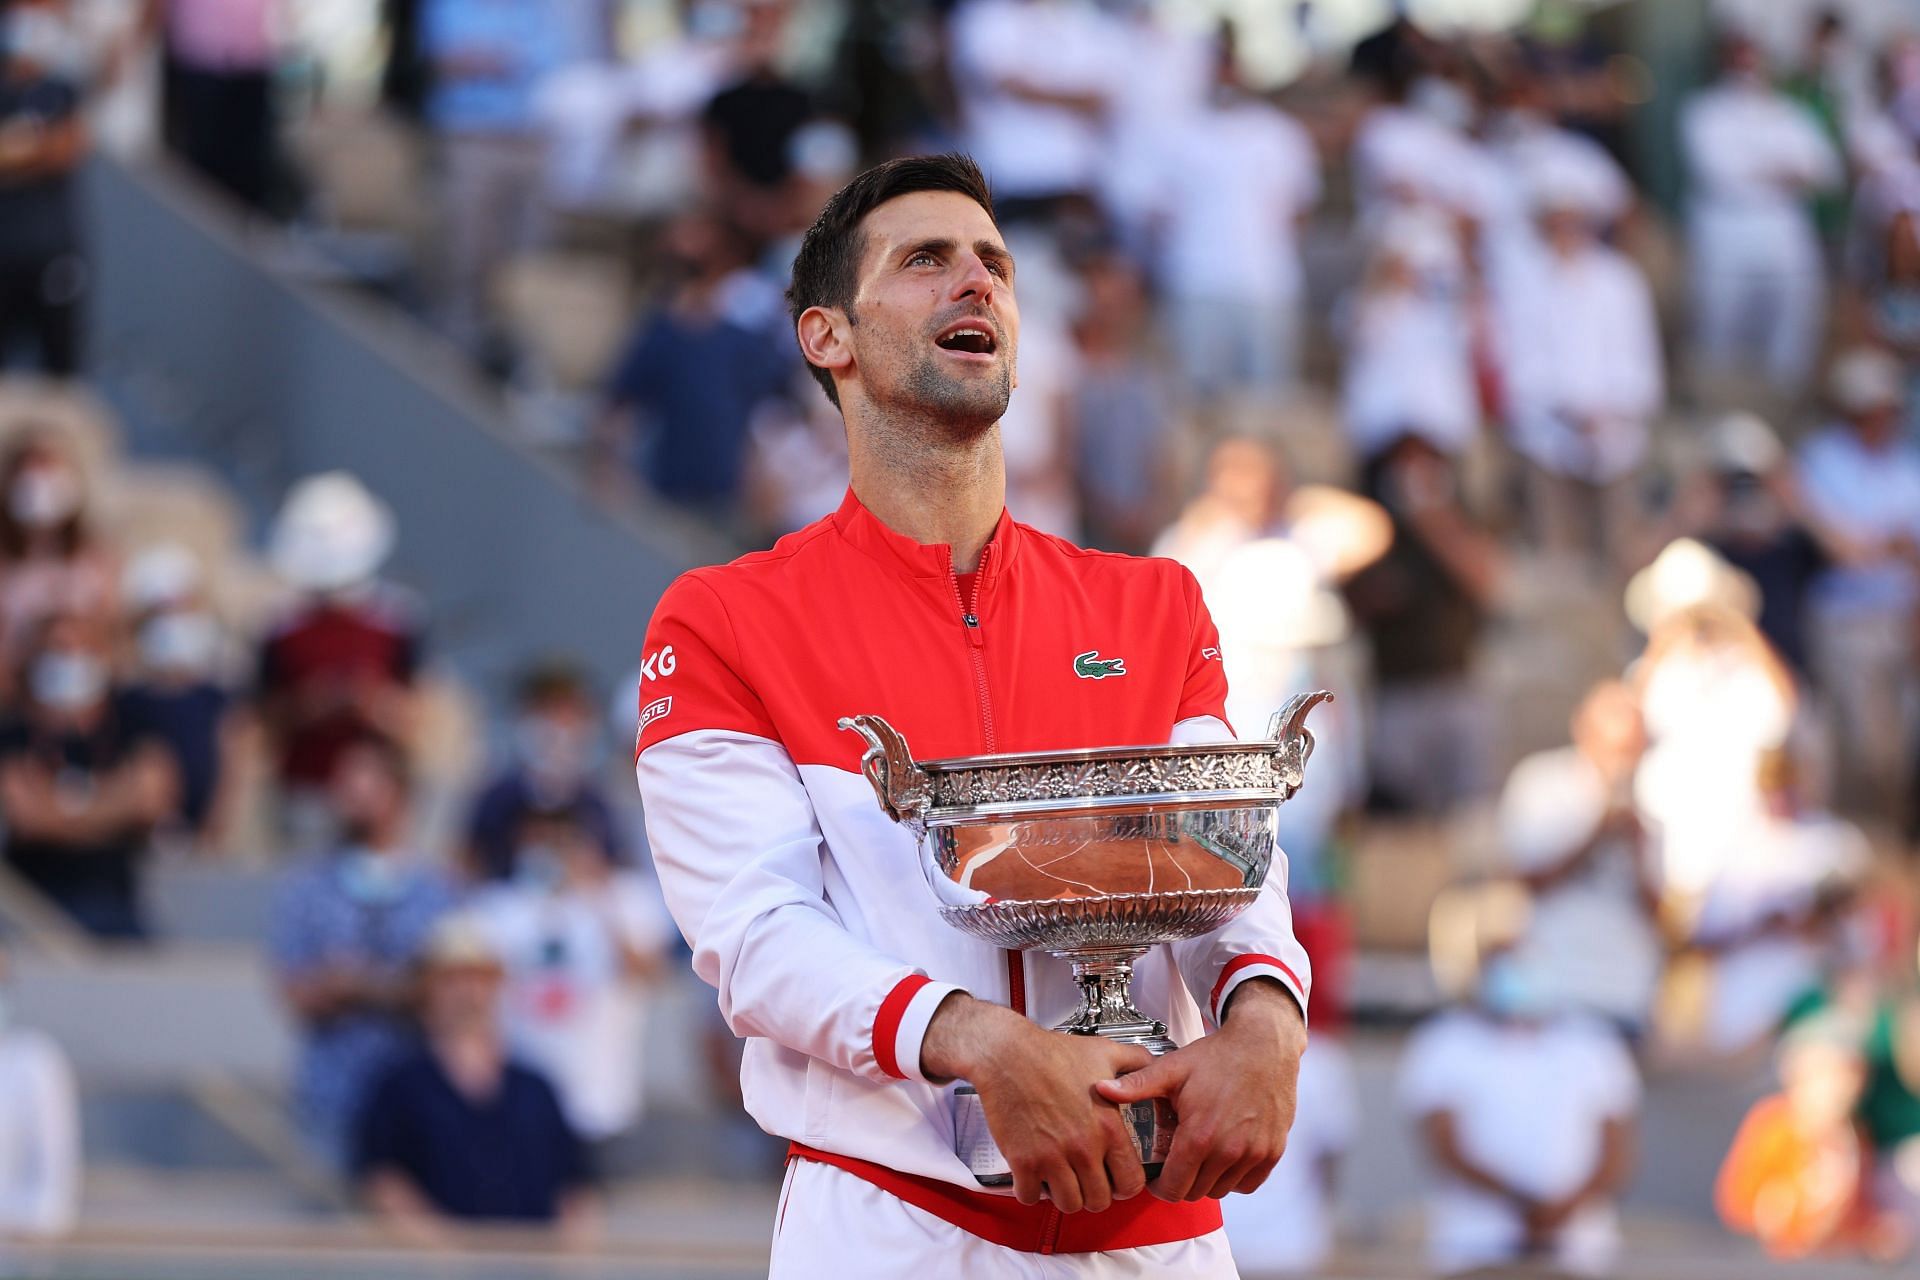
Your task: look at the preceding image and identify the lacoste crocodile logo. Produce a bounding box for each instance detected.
[1073,650,1127,680]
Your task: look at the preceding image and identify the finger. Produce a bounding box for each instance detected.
[1231,1156,1280,1195]
[1183,1147,1246,1203]
[1202,1156,1263,1202]
[1070,1143,1113,1214]
[1094,1057,1185,1104]
[1149,1126,1208,1202]
[1041,1158,1085,1215]
[1102,1109,1148,1202]
[1011,1160,1046,1207]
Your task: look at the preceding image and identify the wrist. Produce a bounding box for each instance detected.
[919,993,1029,1084]
[1220,977,1306,1040]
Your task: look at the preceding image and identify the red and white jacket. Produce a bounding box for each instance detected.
[634,490,1311,1253]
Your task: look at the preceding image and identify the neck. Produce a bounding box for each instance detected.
[846,410,1006,573]
[433,1027,504,1099]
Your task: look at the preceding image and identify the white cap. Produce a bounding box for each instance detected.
[122,542,203,611]
[268,471,396,592]
[1624,538,1761,633]
[421,914,504,972]
[1827,347,1905,415]
[1707,411,1784,474]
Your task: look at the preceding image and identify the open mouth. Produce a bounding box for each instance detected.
[935,322,998,357]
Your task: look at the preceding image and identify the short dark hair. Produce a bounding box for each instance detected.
[515,658,591,709]
[785,154,997,408]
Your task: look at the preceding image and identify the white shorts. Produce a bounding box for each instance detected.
[770,1158,1240,1279]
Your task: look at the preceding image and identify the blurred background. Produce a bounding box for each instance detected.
[0,0,1918,1276]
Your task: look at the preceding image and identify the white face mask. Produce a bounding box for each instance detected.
[3,9,88,80]
[1409,76,1474,131]
[338,849,407,905]
[515,715,602,788]
[139,612,221,675]
[8,466,80,530]
[30,651,106,711]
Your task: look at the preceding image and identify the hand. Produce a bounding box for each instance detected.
[922,995,1152,1213]
[1094,980,1306,1202]
[1524,1192,1584,1240]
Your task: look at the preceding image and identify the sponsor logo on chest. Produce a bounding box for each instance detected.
[1072,649,1127,680]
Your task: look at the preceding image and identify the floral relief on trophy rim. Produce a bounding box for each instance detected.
[927,751,1281,809]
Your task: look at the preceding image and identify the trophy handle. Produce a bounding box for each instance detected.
[838,715,932,834]
[1265,690,1334,793]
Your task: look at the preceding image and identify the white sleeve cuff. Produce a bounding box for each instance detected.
[875,976,967,1084]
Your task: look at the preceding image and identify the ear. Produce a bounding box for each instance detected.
[797,305,854,389]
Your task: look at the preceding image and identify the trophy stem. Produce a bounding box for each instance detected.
[1053,947,1176,1055]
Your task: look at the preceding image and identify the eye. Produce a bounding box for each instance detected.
[986,261,1009,280]
[909,251,939,268]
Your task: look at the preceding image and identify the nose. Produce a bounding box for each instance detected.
[950,252,996,307]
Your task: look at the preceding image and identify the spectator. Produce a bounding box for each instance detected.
[470,805,672,1143]
[0,431,116,691]
[147,0,281,214]
[1716,1015,1899,1259]
[1666,413,1831,677]
[0,947,78,1237]
[419,0,581,350]
[944,0,1119,225]
[115,543,241,848]
[1689,751,1868,1057]
[462,660,622,884]
[1794,347,1920,827]
[701,0,812,240]
[268,732,455,1172]
[594,210,794,522]
[1497,681,1662,1036]
[257,472,422,848]
[1400,948,1640,1277]
[1066,251,1175,554]
[1345,433,1505,814]
[1220,1033,1357,1275]
[1340,209,1481,463]
[1500,157,1663,571]
[1682,30,1841,395]
[356,915,597,1240]
[0,0,89,376]
[0,613,174,939]
[1150,26,1320,406]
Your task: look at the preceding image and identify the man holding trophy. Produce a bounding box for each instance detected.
[634,155,1320,1276]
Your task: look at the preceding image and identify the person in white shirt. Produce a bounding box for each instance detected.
[945,0,1122,220]
[1794,346,1920,827]
[1501,156,1664,568]
[1152,32,1321,404]
[0,957,78,1238]
[1682,31,1842,395]
[1220,1034,1357,1276]
[470,806,674,1142]
[1498,681,1661,1036]
[1341,207,1481,462]
[1400,952,1640,1277]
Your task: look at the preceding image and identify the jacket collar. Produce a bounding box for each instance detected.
[831,487,1020,589]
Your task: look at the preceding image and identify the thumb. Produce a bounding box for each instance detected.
[1095,1053,1183,1104]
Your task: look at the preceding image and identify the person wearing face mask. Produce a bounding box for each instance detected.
[114,544,241,851]
[1682,30,1842,397]
[267,732,455,1174]
[0,433,116,694]
[0,0,90,378]
[1399,939,1640,1277]
[469,807,672,1144]
[0,613,175,938]
[462,660,624,884]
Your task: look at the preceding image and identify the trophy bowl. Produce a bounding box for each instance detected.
[839,689,1330,1184]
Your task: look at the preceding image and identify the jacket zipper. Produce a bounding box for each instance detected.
[947,547,1026,1022]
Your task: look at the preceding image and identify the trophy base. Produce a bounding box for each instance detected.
[953,1035,1177,1189]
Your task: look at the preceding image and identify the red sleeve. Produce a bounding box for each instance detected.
[1173,565,1230,730]
[634,572,777,756]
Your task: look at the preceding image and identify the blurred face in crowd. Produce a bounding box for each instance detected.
[1846,397,1902,448]
[422,959,505,1039]
[516,690,600,790]
[514,814,612,892]
[5,441,82,536]
[1539,205,1592,257]
[25,615,110,722]
[1782,1037,1866,1130]
[1571,681,1645,779]
[1203,438,1286,527]
[822,190,1019,439]
[328,741,408,848]
[1721,35,1765,83]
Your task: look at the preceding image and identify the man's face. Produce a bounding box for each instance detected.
[841,190,1019,436]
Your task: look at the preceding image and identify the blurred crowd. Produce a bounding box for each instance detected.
[3,0,1920,1274]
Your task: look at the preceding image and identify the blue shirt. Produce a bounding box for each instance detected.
[606,297,794,504]
[267,853,458,1168]
[421,0,575,134]
[355,1049,590,1222]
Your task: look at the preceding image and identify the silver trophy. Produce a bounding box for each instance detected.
[840,690,1330,1185]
